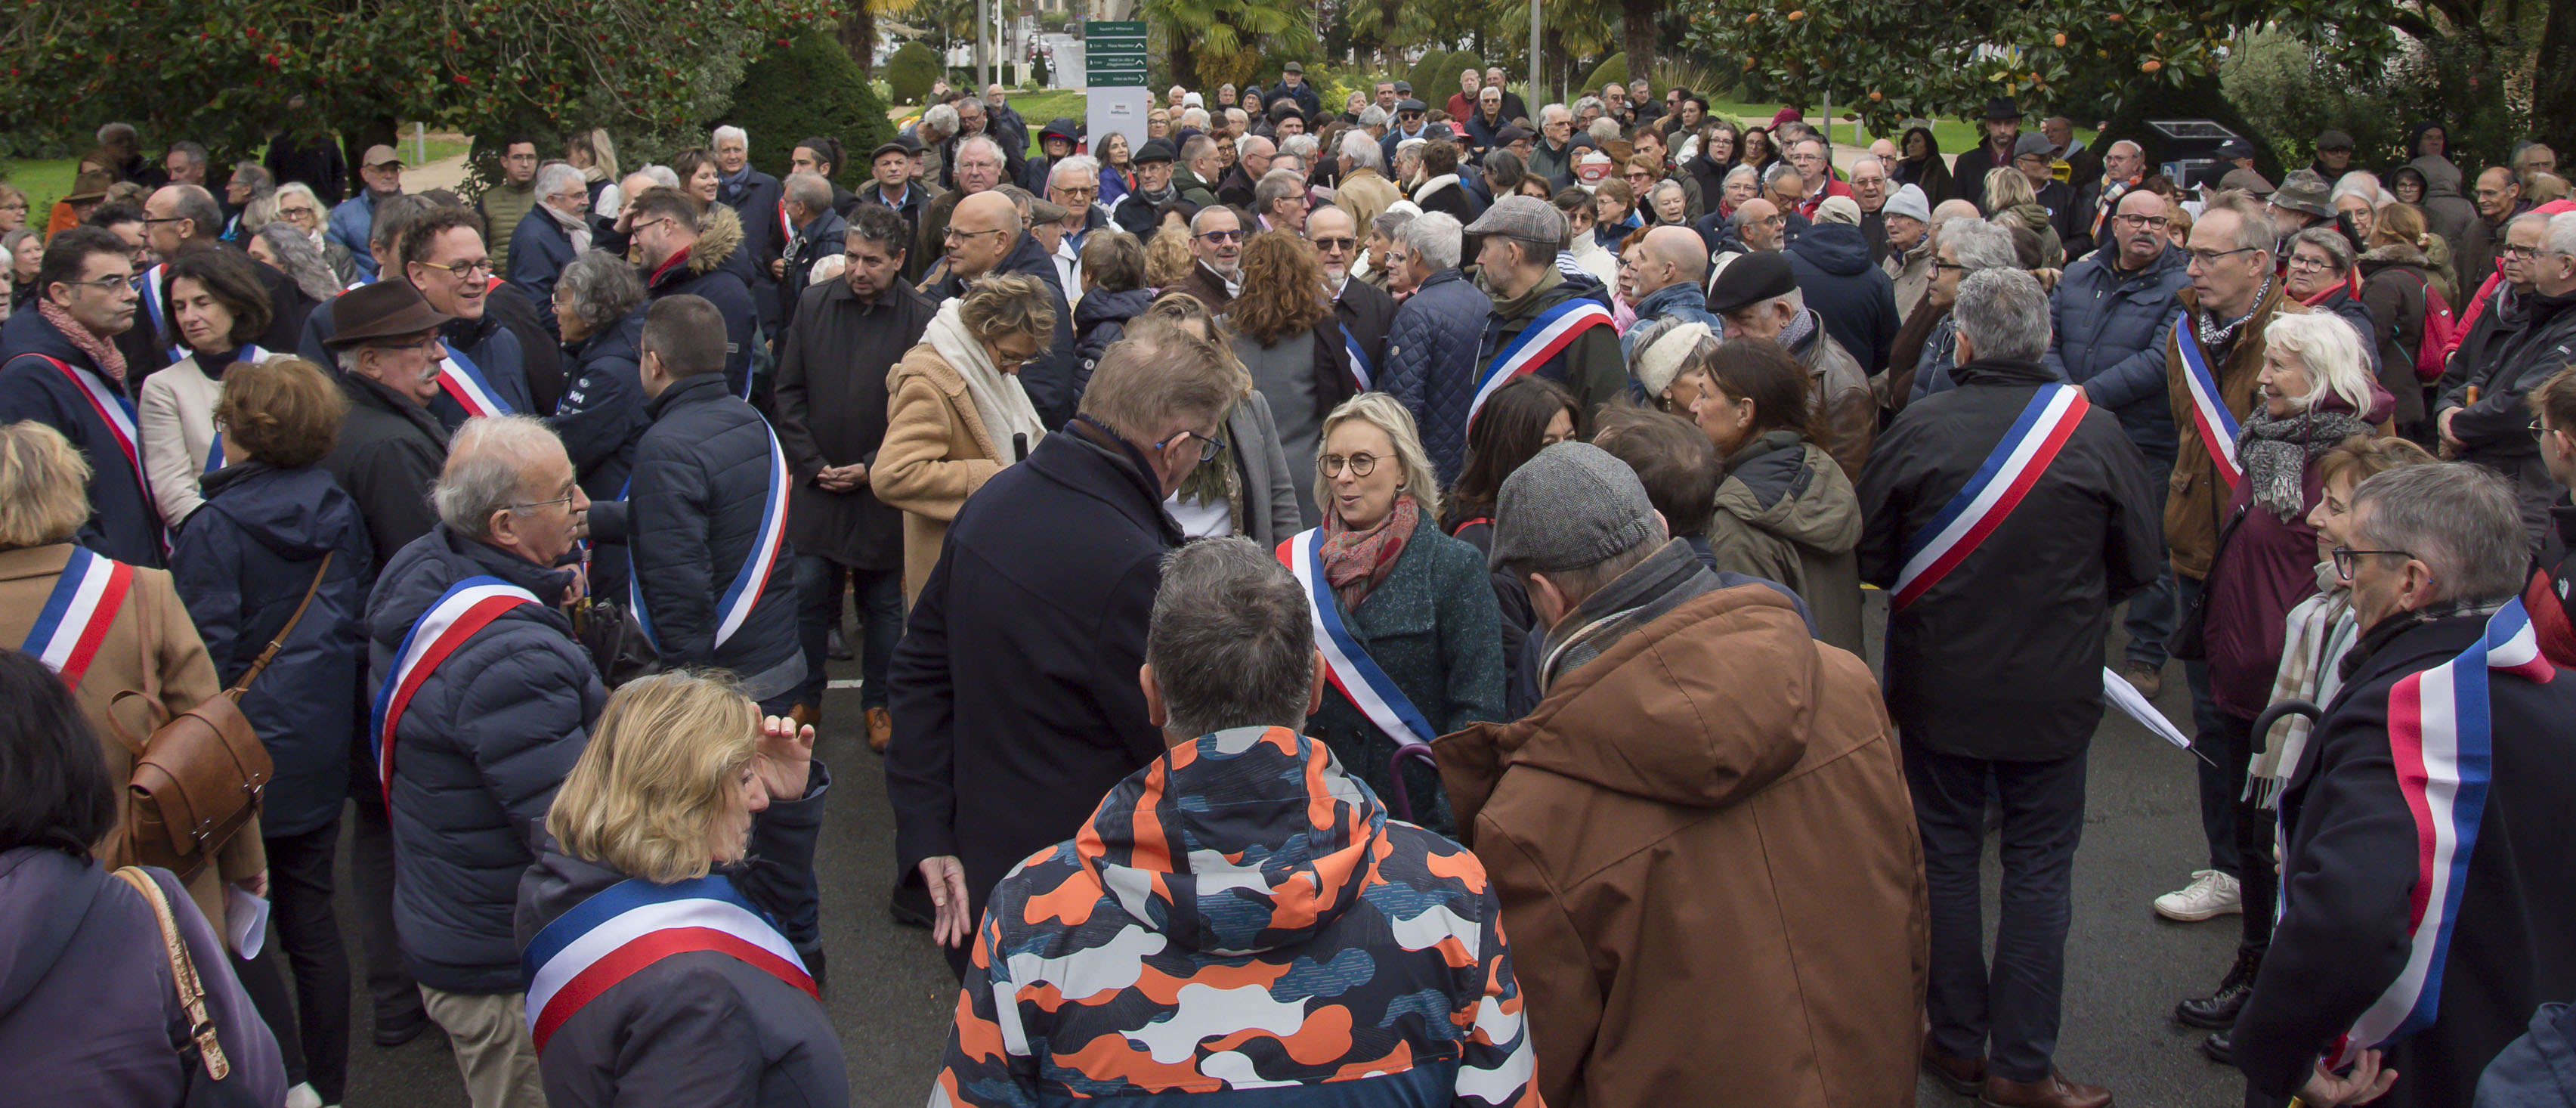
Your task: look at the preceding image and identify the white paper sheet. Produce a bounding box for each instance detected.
[226,886,269,959]
[2104,667,2194,750]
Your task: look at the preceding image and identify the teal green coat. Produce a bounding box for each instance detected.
[1303,512,1505,836]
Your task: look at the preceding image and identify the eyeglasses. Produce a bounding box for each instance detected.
[141,215,187,226]
[2330,546,2412,577]
[416,258,495,278]
[509,492,580,513]
[1928,260,1968,274]
[60,274,135,294]
[2186,246,2260,269]
[2111,213,2170,229]
[629,216,676,237]
[942,226,1007,243]
[1317,452,1380,478]
[1312,237,1356,251]
[278,204,317,218]
[1197,229,1245,243]
[1152,428,1228,463]
[2503,245,2543,260]
[2285,254,2335,272]
[0,203,26,213]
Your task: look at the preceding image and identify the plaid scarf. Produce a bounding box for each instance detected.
[1321,493,1417,609]
[2194,275,2272,352]
[39,299,128,385]
[2251,568,2357,808]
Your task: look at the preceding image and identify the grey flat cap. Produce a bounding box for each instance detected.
[1464,195,1566,245]
[1488,442,1660,573]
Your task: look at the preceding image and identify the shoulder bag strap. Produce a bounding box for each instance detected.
[230,551,332,695]
[109,867,232,1081]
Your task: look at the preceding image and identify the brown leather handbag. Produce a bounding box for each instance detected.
[108,553,332,881]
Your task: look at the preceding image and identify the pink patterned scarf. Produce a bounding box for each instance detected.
[39,298,128,385]
[1320,494,1418,609]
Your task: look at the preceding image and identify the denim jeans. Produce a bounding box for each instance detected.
[793,553,902,708]
[1907,742,2090,1084]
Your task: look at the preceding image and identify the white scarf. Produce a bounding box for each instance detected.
[923,299,1048,453]
[542,200,592,255]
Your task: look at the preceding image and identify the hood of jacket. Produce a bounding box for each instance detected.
[196,463,359,562]
[1457,583,1824,813]
[686,202,746,277]
[0,849,94,1020]
[2357,240,2432,274]
[1076,726,1383,956]
[1787,221,1872,276]
[2413,155,2466,199]
[1074,285,1154,333]
[2005,202,2054,235]
[1715,430,1862,550]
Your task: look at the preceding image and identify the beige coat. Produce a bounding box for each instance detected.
[1334,167,1404,236]
[0,544,262,930]
[137,351,228,528]
[874,342,1005,603]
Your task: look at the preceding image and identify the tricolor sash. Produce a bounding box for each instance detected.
[438,346,515,418]
[2174,310,2244,486]
[1467,297,1614,422]
[203,345,271,473]
[370,577,540,803]
[521,874,815,1053]
[2327,598,2555,1066]
[629,426,789,653]
[21,547,134,687]
[1893,384,2092,610]
[1276,528,1437,749]
[135,265,184,360]
[777,198,795,244]
[1342,323,1374,391]
[33,354,153,514]
[343,274,375,292]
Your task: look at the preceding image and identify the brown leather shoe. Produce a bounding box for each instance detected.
[867,706,893,753]
[1980,1070,2113,1108]
[787,702,821,732]
[1921,1040,1985,1096]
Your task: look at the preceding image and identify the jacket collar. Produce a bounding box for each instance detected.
[644,370,728,419]
[198,458,278,500]
[1950,357,2057,388]
[339,369,450,444]
[1062,417,1186,545]
[1634,280,1705,317]
[434,522,578,602]
[1537,539,1721,691]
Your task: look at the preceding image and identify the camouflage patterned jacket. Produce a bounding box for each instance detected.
[931,726,1541,1107]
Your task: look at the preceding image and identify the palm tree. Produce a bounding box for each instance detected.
[1139,0,1309,88]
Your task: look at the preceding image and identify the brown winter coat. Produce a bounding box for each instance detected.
[0,544,263,931]
[2164,286,2305,580]
[1434,583,1928,1108]
[874,342,1004,604]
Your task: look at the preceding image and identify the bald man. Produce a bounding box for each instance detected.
[923,189,1081,427]
[1622,225,1721,356]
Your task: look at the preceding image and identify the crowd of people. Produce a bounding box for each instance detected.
[1,61,2573,1108]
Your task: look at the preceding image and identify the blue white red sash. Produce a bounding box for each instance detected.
[1341,323,1373,391]
[2327,598,2555,1066]
[1468,297,1613,422]
[1276,528,1438,749]
[2174,310,2244,486]
[202,345,271,473]
[135,264,182,360]
[1894,384,2092,610]
[370,577,540,803]
[33,355,153,517]
[21,547,135,687]
[629,426,789,652]
[343,274,374,292]
[777,199,794,244]
[521,874,815,1053]
[437,345,515,418]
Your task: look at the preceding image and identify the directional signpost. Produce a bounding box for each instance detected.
[1084,20,1149,163]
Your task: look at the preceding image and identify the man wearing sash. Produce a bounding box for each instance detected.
[0,226,165,566]
[1314,205,1395,391]
[2157,193,2306,925]
[144,183,312,354]
[1465,197,1625,435]
[2234,464,2576,1108]
[1857,270,2161,1108]
[400,206,534,432]
[366,416,602,1108]
[1436,443,1925,1107]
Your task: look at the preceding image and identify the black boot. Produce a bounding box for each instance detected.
[2200,1029,2234,1064]
[2176,946,2260,1029]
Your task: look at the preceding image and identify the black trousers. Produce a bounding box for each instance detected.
[1907,741,2089,1085]
[345,762,422,1032]
[266,817,351,1103]
[2219,712,2278,958]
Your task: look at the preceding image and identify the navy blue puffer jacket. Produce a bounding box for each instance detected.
[368,525,603,994]
[169,463,374,837]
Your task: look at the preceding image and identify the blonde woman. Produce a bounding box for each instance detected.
[1282,393,1503,834]
[518,671,838,1106]
[1984,166,2064,268]
[874,272,1056,602]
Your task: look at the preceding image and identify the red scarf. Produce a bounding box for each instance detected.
[1321,494,1418,609]
[2299,271,2361,306]
[39,299,128,385]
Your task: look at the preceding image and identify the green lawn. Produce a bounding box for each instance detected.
[0,157,79,213]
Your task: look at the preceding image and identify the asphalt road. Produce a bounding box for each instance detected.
[336,606,2253,1107]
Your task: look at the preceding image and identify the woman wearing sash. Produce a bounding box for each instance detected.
[517,671,840,1107]
[138,248,276,528]
[1690,337,1868,653]
[0,419,262,936]
[2181,313,2392,1062]
[1293,394,1502,834]
[875,273,1055,604]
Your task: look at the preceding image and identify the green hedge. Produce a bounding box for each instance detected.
[886,42,943,107]
[721,34,893,188]
[1584,54,1628,98]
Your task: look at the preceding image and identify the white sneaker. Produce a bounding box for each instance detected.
[285,1084,323,1108]
[2154,868,2243,921]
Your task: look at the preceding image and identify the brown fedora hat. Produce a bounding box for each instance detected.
[325,280,453,349]
[64,169,115,203]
